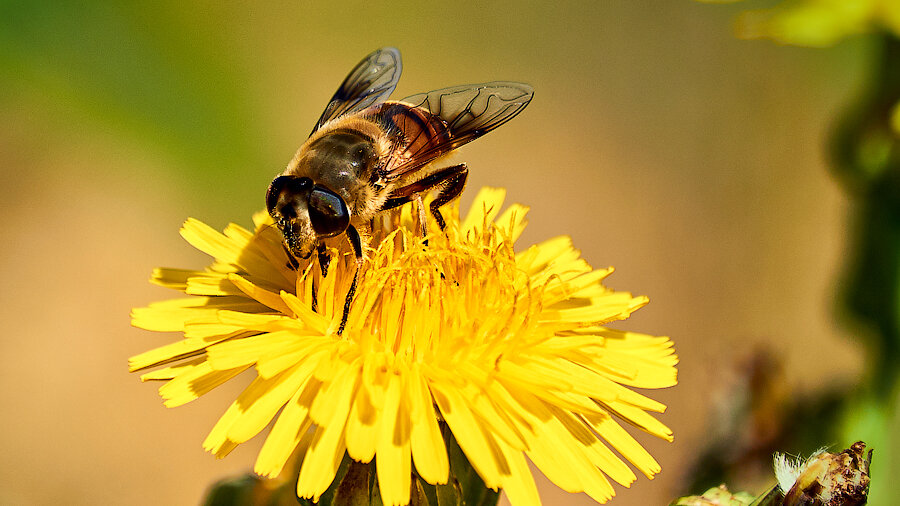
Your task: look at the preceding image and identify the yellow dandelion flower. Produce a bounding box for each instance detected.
[130,187,678,506]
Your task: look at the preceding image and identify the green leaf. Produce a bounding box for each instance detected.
[203,475,262,506]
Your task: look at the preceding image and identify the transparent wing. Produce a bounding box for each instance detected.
[311,47,402,135]
[381,82,534,179]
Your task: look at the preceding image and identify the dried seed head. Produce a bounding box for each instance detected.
[776,441,872,506]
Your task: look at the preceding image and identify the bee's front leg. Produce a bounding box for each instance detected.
[316,242,331,278]
[282,242,300,270]
[310,242,331,314]
[337,225,363,335]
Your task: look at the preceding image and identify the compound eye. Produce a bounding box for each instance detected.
[308,186,350,237]
[267,176,313,217]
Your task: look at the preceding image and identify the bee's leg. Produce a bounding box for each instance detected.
[311,243,331,314]
[414,194,428,239]
[282,243,299,270]
[317,242,331,278]
[382,194,415,211]
[383,190,427,241]
[384,163,469,231]
[427,163,468,231]
[338,224,363,336]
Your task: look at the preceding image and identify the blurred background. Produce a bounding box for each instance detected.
[0,0,891,504]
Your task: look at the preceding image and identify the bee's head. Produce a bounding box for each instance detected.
[266,175,350,259]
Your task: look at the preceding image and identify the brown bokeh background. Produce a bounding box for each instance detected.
[0,1,869,504]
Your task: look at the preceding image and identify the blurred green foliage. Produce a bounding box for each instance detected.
[729,0,900,47]
[670,484,779,506]
[832,34,900,388]
[830,32,900,506]
[687,3,900,504]
[0,0,269,201]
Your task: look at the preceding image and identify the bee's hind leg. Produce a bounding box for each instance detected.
[427,163,468,231]
[383,163,469,237]
[337,225,363,336]
[412,195,427,238]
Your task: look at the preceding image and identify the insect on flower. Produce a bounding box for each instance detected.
[266,47,533,333]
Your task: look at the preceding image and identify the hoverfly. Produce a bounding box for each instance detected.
[266,47,533,333]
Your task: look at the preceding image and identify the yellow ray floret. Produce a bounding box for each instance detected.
[130,187,678,506]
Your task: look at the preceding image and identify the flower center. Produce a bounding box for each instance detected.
[342,224,539,364]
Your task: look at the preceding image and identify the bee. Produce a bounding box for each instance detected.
[266,47,533,333]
